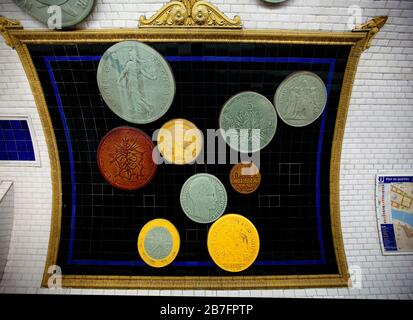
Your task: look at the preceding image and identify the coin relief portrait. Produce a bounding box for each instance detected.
[97,41,175,124]
[180,174,227,224]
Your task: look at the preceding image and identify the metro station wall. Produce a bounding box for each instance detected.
[0,0,412,298]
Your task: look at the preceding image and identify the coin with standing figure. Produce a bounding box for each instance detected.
[274,71,327,127]
[230,162,261,194]
[137,219,180,268]
[97,126,157,190]
[219,91,277,154]
[180,173,227,224]
[207,214,260,272]
[97,41,175,124]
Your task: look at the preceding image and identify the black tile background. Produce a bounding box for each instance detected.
[29,42,350,277]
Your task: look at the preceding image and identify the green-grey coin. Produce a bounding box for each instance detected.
[97,41,176,124]
[13,0,96,29]
[144,227,173,260]
[274,71,327,127]
[180,173,227,224]
[219,91,277,153]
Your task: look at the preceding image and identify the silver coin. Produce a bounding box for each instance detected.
[274,71,327,127]
[219,91,277,154]
[13,0,96,28]
[97,41,176,124]
[180,173,227,224]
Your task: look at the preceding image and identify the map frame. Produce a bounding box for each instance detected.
[376,174,413,255]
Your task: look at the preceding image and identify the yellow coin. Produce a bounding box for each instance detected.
[137,219,180,268]
[207,214,260,272]
[157,118,203,165]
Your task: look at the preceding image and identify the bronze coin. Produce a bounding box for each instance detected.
[229,162,261,194]
[97,126,157,190]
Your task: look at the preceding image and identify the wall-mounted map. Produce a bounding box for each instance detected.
[376,174,413,254]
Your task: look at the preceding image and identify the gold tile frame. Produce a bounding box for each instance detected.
[0,15,387,289]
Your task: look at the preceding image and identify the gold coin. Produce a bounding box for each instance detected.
[229,162,261,194]
[137,218,180,268]
[207,214,260,272]
[157,118,203,165]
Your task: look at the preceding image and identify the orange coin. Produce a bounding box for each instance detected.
[229,162,261,194]
[97,126,157,190]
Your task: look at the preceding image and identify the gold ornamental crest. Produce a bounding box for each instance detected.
[139,0,242,28]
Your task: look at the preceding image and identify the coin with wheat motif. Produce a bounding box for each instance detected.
[97,126,157,190]
[180,173,227,224]
[219,91,277,153]
[137,219,180,268]
[274,71,327,127]
[207,214,260,272]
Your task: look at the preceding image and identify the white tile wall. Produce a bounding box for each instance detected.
[0,0,412,299]
[0,181,13,281]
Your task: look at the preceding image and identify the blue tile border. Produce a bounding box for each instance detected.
[0,119,35,162]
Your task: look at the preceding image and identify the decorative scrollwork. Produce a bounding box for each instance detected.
[192,2,241,27]
[139,0,242,28]
[138,1,189,27]
[353,16,388,51]
[0,16,23,48]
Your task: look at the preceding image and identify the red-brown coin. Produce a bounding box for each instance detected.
[97,126,157,190]
[229,162,261,194]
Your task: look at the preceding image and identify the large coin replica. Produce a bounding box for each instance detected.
[180,173,227,224]
[97,41,175,124]
[137,219,180,268]
[207,214,260,272]
[97,126,157,190]
[229,162,261,194]
[219,91,277,154]
[157,118,203,165]
[274,71,327,127]
[13,0,96,29]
